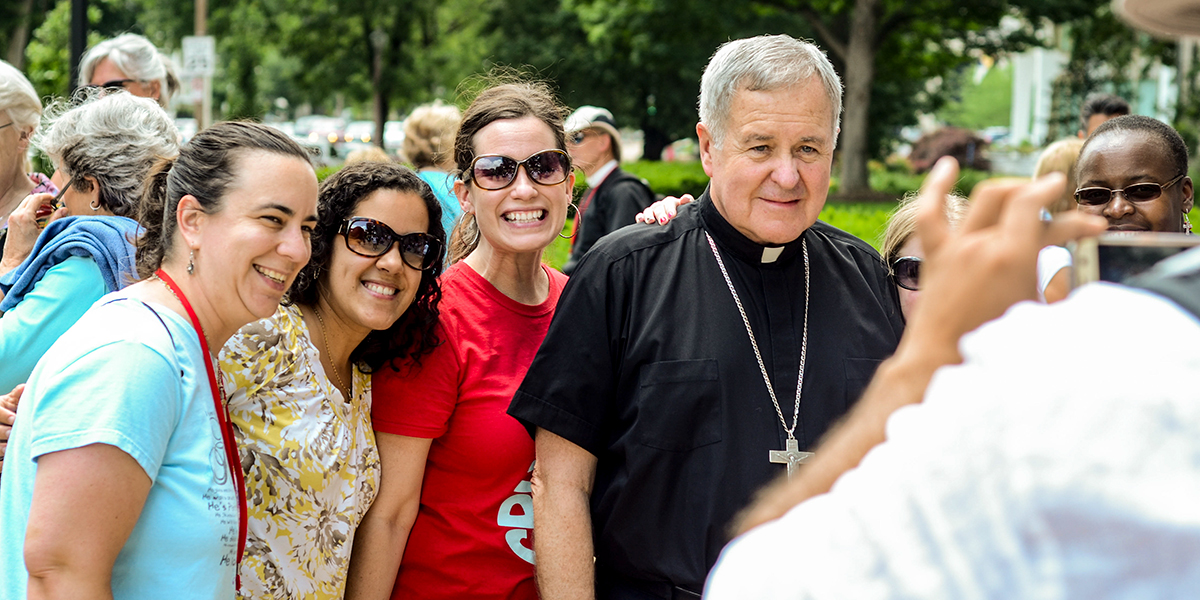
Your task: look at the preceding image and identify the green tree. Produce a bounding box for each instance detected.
[1048,4,1174,141]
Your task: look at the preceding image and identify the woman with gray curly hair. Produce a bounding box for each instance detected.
[0,90,178,391]
[80,33,181,108]
[0,60,56,235]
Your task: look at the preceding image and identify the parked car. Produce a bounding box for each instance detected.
[294,115,346,146]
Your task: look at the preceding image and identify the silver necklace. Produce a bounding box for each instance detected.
[705,232,813,479]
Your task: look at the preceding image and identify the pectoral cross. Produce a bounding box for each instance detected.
[769,437,813,479]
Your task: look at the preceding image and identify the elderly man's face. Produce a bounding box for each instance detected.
[698,80,836,245]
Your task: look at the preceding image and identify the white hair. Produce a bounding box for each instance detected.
[698,34,843,148]
[79,33,180,108]
[0,59,42,131]
[34,90,179,217]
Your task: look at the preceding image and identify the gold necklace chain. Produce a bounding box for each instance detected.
[312,306,350,397]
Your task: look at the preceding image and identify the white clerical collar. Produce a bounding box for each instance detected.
[761,246,785,263]
[586,160,620,187]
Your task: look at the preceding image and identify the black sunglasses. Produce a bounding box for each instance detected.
[83,79,138,92]
[1074,174,1186,206]
[892,256,921,291]
[465,149,571,191]
[338,217,441,271]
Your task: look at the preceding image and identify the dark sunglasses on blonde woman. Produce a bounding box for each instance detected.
[892,256,921,291]
[465,149,571,191]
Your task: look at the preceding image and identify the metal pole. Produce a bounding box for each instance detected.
[69,0,88,96]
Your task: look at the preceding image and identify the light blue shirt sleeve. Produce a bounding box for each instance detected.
[27,336,182,480]
[0,256,107,392]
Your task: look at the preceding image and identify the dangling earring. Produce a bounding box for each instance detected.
[89,198,102,212]
[558,203,578,239]
[1185,213,1193,235]
[187,249,196,275]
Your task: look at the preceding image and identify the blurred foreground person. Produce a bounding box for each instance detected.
[347,80,574,600]
[508,34,902,598]
[0,91,178,392]
[704,156,1200,599]
[0,121,318,599]
[223,162,443,600]
[79,33,181,108]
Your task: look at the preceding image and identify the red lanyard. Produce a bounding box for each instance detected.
[155,269,247,588]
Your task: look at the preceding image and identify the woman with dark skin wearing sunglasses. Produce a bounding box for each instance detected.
[346,81,574,600]
[218,162,443,600]
[1074,114,1194,233]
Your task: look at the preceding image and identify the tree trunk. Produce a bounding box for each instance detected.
[4,0,35,68]
[837,0,880,197]
[641,124,669,161]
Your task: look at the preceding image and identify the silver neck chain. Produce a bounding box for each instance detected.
[705,232,809,440]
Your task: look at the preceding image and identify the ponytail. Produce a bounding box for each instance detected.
[447,212,479,265]
[135,157,175,279]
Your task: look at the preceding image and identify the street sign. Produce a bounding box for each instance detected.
[181,36,216,77]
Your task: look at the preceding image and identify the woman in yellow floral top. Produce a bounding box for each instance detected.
[219,162,445,600]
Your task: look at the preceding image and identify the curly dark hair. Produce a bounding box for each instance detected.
[287,162,444,372]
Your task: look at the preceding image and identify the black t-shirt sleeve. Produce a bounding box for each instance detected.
[509,247,622,454]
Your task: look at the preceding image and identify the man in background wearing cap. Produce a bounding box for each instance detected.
[562,106,655,275]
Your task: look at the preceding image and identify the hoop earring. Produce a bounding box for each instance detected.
[187,249,196,275]
[558,203,578,239]
[89,198,102,212]
[469,220,481,247]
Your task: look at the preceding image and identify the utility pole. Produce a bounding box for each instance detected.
[192,0,213,130]
[69,0,88,95]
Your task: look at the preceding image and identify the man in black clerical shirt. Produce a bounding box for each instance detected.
[508,34,904,599]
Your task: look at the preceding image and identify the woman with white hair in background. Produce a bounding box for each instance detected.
[0,91,178,392]
[79,33,181,109]
[0,61,56,242]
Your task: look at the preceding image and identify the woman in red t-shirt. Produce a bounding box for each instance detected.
[347,80,576,600]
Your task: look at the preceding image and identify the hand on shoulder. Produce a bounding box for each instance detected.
[635,194,695,225]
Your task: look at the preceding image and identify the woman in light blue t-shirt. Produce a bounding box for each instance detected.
[0,121,319,600]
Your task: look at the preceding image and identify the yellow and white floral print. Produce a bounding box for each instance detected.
[220,303,380,600]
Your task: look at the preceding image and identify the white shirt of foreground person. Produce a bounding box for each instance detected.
[705,283,1200,600]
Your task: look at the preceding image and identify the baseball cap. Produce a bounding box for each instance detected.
[565,106,622,160]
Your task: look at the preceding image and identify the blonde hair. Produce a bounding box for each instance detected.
[403,101,461,169]
[345,145,393,165]
[1034,138,1084,215]
[880,192,969,276]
